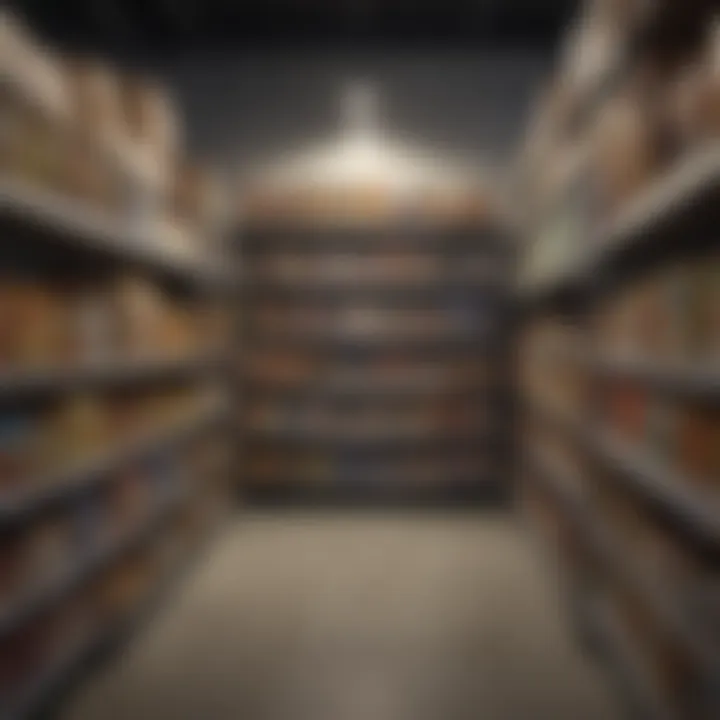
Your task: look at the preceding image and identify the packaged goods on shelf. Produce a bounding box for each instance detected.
[0,619,47,706]
[669,21,720,148]
[171,163,226,243]
[591,84,664,216]
[42,395,109,469]
[121,77,180,162]
[676,402,720,490]
[26,509,76,591]
[599,379,645,444]
[75,485,114,553]
[0,280,66,369]
[70,283,118,364]
[94,550,154,624]
[608,588,695,719]
[685,254,720,362]
[0,413,39,496]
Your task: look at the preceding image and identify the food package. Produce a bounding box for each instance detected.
[66,59,123,143]
[0,532,31,615]
[71,283,118,364]
[686,254,720,361]
[0,413,38,496]
[121,78,180,161]
[645,396,678,466]
[94,552,152,623]
[0,619,48,705]
[26,511,75,590]
[591,88,662,215]
[669,22,720,145]
[114,276,167,358]
[74,486,112,556]
[0,281,67,368]
[605,381,649,444]
[677,402,720,491]
[107,467,152,535]
[42,395,109,470]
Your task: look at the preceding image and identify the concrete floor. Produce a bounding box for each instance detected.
[62,513,621,720]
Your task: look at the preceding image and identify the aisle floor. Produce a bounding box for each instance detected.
[62,513,620,720]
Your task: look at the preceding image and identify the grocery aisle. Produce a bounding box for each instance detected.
[62,514,620,720]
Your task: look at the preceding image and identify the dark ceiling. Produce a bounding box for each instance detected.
[8,0,577,55]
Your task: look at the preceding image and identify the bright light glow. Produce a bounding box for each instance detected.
[254,81,480,193]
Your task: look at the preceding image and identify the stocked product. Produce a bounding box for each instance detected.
[604,381,650,444]
[107,467,154,533]
[121,77,180,164]
[94,551,154,624]
[70,282,118,364]
[0,532,31,614]
[42,395,109,469]
[75,486,114,555]
[0,618,49,707]
[591,86,661,216]
[0,280,66,368]
[669,21,720,147]
[0,413,39,497]
[676,402,720,490]
[686,254,720,361]
[26,510,76,591]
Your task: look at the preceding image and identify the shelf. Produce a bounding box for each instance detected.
[520,144,720,302]
[0,177,230,288]
[589,355,720,397]
[592,601,678,720]
[525,443,719,680]
[589,432,720,552]
[0,355,221,399]
[2,487,206,720]
[591,144,720,269]
[589,516,719,681]
[245,383,491,401]
[0,406,226,529]
[243,284,507,305]
[525,445,588,522]
[244,430,488,449]
[0,484,189,641]
[245,335,499,354]
[522,394,586,444]
[242,225,506,254]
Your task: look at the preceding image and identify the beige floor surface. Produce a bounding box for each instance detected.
[62,512,621,720]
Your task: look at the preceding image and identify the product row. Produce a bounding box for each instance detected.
[245,450,490,488]
[600,381,720,489]
[1,12,227,256]
[596,255,720,362]
[518,1,720,287]
[0,385,222,501]
[243,352,491,391]
[0,274,227,371]
[0,455,227,713]
[246,252,501,286]
[245,399,488,440]
[522,460,718,720]
[247,305,498,342]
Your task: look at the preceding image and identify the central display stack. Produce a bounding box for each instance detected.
[239,185,511,504]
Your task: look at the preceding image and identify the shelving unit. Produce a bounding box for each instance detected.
[0,19,234,716]
[239,208,512,503]
[517,2,720,717]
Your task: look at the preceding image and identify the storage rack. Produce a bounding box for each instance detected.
[519,146,720,719]
[0,178,233,717]
[239,219,513,504]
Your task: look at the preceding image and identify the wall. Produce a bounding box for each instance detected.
[158,47,553,184]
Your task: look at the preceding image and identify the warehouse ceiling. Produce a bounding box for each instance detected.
[7,0,576,54]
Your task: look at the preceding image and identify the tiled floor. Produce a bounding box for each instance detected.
[62,512,620,720]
